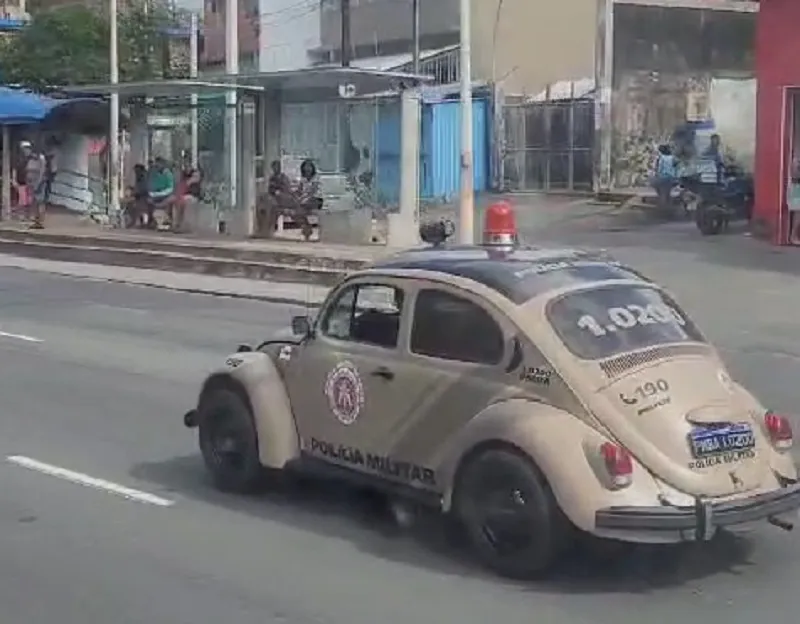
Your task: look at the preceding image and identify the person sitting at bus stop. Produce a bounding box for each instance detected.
[147,157,174,229]
[294,158,322,241]
[122,163,149,228]
[652,143,677,210]
[256,160,292,238]
[171,166,202,233]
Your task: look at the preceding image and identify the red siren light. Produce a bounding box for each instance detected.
[483,201,518,246]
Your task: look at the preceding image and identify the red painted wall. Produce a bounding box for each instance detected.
[754,0,800,244]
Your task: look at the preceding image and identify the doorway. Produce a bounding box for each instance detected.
[787,90,800,244]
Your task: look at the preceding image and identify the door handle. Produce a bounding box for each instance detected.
[371,366,395,380]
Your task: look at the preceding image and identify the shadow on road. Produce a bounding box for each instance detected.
[131,454,756,594]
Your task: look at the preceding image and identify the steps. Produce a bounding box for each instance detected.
[0,228,375,287]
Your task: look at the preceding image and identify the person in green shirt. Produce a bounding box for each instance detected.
[146,157,175,229]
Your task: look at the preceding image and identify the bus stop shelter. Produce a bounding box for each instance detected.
[63,67,430,245]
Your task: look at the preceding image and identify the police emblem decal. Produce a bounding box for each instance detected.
[324,361,365,425]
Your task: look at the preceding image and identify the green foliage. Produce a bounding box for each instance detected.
[0,0,188,89]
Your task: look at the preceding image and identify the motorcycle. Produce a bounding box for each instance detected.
[680,163,754,236]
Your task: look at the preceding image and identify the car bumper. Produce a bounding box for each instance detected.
[595,483,800,542]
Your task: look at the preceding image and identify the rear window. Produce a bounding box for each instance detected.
[506,260,647,303]
[547,285,705,360]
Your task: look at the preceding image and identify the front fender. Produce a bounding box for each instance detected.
[201,351,300,469]
[437,399,663,532]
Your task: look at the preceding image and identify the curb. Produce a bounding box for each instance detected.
[0,228,371,272]
[0,237,351,287]
[0,261,328,307]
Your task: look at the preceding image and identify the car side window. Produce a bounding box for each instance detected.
[320,283,404,349]
[410,289,504,365]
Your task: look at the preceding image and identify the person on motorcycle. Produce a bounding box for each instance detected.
[702,133,725,184]
[653,143,677,210]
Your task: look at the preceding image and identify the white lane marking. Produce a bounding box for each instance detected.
[0,330,43,343]
[7,455,174,507]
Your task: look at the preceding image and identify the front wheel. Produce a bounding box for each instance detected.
[198,388,265,493]
[454,448,568,579]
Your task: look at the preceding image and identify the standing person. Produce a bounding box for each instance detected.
[295,159,322,241]
[20,141,46,229]
[43,139,57,210]
[702,133,725,184]
[652,143,677,212]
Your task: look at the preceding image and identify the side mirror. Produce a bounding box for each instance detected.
[291,315,312,337]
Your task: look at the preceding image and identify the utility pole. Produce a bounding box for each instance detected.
[225,0,239,227]
[412,0,419,73]
[458,0,473,244]
[341,0,351,66]
[340,0,352,173]
[109,0,120,221]
[189,12,199,169]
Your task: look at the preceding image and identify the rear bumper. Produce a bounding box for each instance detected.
[595,483,800,542]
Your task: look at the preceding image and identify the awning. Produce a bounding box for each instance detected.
[59,79,265,99]
[59,67,432,102]
[0,87,104,126]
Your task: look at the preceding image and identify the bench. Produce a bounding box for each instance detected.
[275,173,350,235]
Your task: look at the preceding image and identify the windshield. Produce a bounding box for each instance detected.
[547,285,705,360]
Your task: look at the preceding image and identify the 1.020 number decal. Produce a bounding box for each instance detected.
[577,303,685,337]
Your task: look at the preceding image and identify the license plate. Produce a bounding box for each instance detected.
[689,423,755,458]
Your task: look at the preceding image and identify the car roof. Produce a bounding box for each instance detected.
[370,244,650,305]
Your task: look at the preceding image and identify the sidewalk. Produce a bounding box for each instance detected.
[0,195,638,287]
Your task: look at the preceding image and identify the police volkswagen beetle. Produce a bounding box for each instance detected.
[184,202,800,579]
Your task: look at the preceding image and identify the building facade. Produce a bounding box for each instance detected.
[752,0,799,245]
[201,0,260,71]
[597,0,757,191]
[312,0,595,98]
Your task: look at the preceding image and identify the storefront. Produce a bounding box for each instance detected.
[753,0,800,244]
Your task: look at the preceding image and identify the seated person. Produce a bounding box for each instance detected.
[146,157,175,228]
[294,159,323,241]
[257,160,292,237]
[123,163,149,227]
[171,166,202,233]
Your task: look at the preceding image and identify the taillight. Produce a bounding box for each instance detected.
[765,411,793,451]
[600,442,633,488]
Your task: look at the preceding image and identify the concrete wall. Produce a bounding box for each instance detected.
[609,2,756,187]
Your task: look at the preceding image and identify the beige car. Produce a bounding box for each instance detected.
[184,244,800,578]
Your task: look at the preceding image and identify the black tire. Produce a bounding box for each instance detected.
[198,388,265,493]
[696,204,724,235]
[454,448,568,579]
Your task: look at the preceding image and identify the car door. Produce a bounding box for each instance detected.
[384,286,514,472]
[285,278,415,470]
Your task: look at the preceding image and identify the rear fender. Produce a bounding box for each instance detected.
[438,399,663,532]
[200,351,299,469]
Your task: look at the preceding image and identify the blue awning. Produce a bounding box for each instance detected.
[0,87,103,126]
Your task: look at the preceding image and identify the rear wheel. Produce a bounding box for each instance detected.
[696,203,725,235]
[198,388,265,493]
[454,448,568,579]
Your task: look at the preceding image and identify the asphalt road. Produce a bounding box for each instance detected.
[1,236,800,624]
